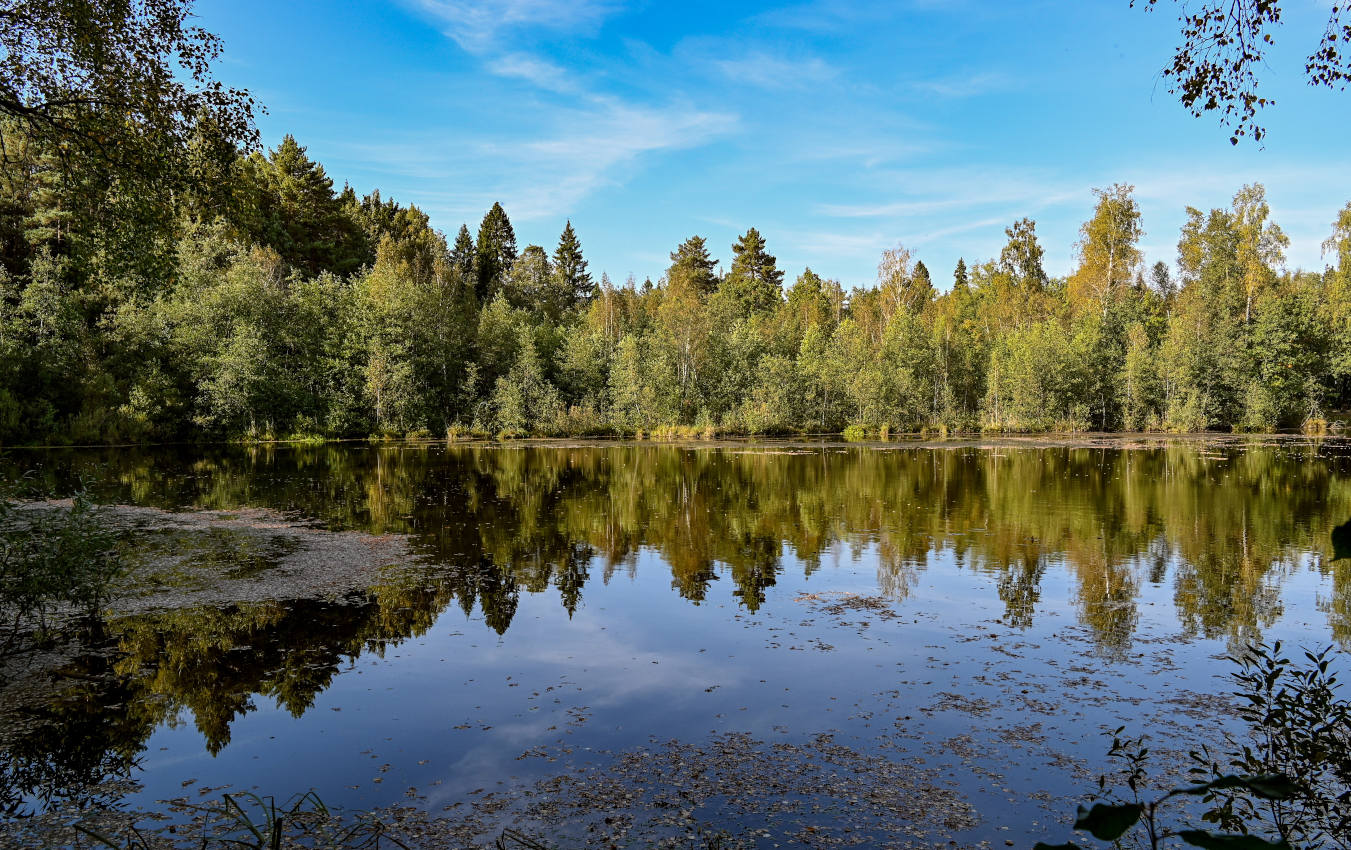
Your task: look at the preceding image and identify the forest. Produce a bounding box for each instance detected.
[5,120,1351,443]
[2,1,1351,444]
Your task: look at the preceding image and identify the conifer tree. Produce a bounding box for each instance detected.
[476,202,517,302]
[668,235,718,295]
[450,224,476,280]
[551,220,593,315]
[723,228,784,314]
[1151,261,1175,300]
[913,261,932,295]
[244,135,367,276]
[954,257,970,291]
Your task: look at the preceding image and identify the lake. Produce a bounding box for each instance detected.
[3,437,1349,848]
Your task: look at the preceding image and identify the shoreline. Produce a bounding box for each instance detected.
[5,429,1350,453]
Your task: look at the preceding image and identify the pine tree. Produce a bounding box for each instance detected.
[668,235,718,295]
[551,220,593,316]
[450,224,476,280]
[476,202,517,302]
[954,257,970,291]
[724,228,783,314]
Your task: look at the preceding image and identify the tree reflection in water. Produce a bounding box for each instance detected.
[3,439,1350,816]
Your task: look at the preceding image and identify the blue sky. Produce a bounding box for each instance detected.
[196,0,1351,289]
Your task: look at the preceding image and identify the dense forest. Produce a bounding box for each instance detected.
[3,1,1351,444]
[5,119,1351,443]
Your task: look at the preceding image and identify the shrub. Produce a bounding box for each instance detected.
[1039,641,1349,849]
[0,481,122,658]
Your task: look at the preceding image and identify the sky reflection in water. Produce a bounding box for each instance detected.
[4,439,1350,845]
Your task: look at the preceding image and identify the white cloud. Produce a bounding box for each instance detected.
[332,99,737,224]
[911,71,1013,99]
[411,0,623,52]
[785,230,889,259]
[711,51,839,90]
[477,100,738,220]
[395,0,738,224]
[486,52,579,94]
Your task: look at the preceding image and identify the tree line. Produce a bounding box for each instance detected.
[4,127,1351,442]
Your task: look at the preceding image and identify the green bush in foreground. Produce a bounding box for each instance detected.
[0,480,122,659]
[1039,642,1351,849]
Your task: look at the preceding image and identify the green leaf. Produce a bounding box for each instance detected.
[1240,775,1298,800]
[1073,803,1142,841]
[1177,830,1291,849]
[1173,774,1298,800]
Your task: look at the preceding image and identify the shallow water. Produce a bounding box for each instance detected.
[4,438,1351,846]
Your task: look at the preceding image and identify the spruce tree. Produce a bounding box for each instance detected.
[954,257,969,290]
[451,224,476,280]
[913,260,932,294]
[476,202,517,302]
[724,228,784,314]
[551,220,593,315]
[668,235,718,295]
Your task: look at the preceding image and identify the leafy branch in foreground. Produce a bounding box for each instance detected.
[1037,641,1350,849]
[1133,0,1351,144]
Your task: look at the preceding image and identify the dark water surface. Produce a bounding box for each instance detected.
[4,438,1351,847]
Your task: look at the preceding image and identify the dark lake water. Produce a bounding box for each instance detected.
[4,438,1351,847]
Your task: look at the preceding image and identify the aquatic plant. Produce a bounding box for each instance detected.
[75,791,410,850]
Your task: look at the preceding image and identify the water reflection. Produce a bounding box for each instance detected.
[4,440,1351,815]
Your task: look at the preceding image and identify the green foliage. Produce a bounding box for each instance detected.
[0,5,1344,448]
[240,136,370,276]
[550,219,593,319]
[0,0,257,275]
[1042,641,1349,849]
[476,201,517,303]
[491,327,563,434]
[984,320,1091,431]
[669,235,719,296]
[0,480,122,658]
[999,217,1050,291]
[723,227,783,315]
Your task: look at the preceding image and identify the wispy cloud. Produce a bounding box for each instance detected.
[752,0,888,33]
[485,52,579,93]
[815,173,1081,220]
[711,51,839,90]
[336,98,737,224]
[753,0,963,32]
[478,100,738,219]
[786,230,889,259]
[907,215,1012,246]
[911,70,1013,99]
[411,0,623,52]
[398,0,737,223]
